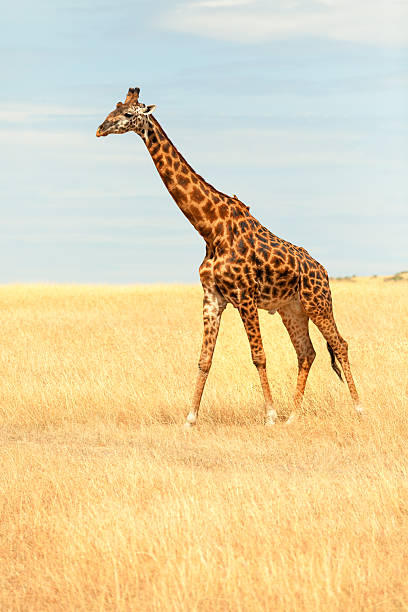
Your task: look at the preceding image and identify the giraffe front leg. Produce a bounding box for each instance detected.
[184,287,226,428]
[238,298,277,426]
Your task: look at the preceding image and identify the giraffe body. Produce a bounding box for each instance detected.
[97,87,360,426]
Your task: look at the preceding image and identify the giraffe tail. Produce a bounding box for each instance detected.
[326,342,343,382]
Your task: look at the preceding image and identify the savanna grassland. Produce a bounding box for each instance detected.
[0,278,407,611]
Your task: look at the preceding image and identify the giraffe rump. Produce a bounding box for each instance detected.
[326,342,343,382]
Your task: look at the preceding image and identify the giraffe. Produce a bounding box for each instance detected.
[96,87,362,426]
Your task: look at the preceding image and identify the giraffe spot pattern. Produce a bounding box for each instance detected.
[178,174,190,188]
[191,187,204,203]
[94,106,357,411]
[97,93,359,417]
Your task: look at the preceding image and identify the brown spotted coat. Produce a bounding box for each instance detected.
[97,88,360,425]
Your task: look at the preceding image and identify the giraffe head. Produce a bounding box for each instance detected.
[96,87,156,139]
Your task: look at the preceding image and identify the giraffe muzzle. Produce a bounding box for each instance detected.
[96,122,110,137]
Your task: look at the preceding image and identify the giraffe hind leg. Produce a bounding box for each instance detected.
[279,299,316,424]
[299,265,361,414]
[309,310,361,412]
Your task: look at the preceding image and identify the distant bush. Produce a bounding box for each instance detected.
[384,271,408,282]
[332,276,355,282]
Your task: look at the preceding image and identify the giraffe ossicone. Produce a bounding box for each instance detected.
[97,86,361,427]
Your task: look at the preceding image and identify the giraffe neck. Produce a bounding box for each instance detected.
[142,117,231,243]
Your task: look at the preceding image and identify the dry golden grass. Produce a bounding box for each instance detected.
[0,279,407,611]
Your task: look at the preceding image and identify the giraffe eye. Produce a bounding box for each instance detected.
[124,113,132,118]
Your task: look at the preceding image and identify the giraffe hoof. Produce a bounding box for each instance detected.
[285,413,297,425]
[265,409,277,426]
[184,413,197,428]
[184,421,195,430]
[355,404,364,416]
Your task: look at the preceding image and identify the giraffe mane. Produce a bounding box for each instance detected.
[150,117,242,205]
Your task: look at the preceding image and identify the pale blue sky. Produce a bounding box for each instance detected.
[1,0,407,282]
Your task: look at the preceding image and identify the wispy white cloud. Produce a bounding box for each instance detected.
[0,126,147,166]
[157,0,408,45]
[0,102,99,124]
[5,232,198,247]
[1,216,183,230]
[190,0,253,7]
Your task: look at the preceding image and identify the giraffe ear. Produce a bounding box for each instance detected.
[143,105,156,115]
